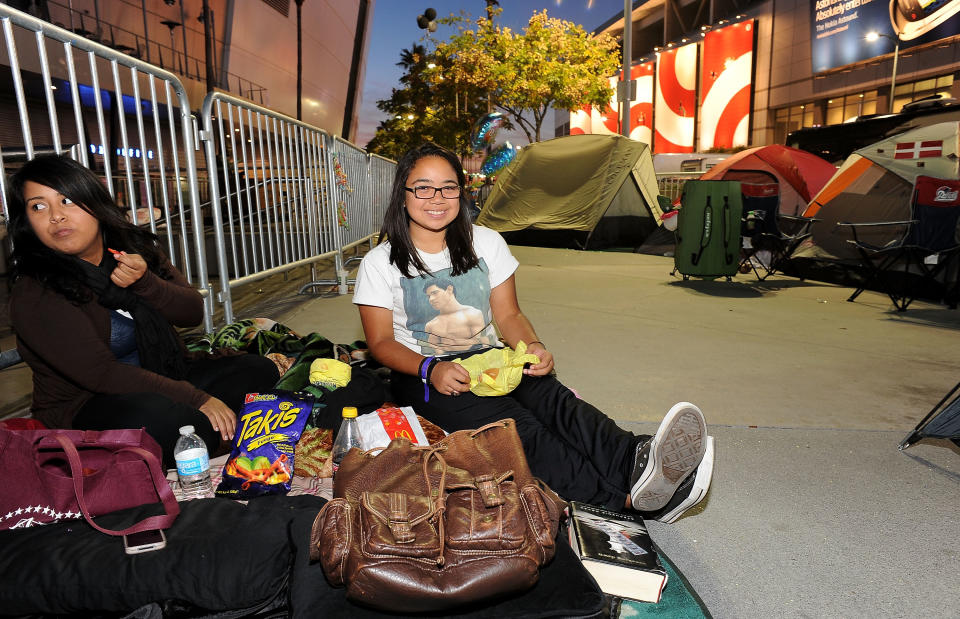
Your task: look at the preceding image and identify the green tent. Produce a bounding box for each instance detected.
[476,134,665,250]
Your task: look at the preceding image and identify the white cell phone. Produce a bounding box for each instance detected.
[123,529,167,554]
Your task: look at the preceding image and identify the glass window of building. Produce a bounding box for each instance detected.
[891,74,954,112]
[773,104,815,145]
[826,98,843,125]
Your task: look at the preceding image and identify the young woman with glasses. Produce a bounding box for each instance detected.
[353,142,715,520]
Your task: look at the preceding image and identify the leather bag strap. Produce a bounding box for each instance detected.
[54,433,180,536]
[420,446,449,567]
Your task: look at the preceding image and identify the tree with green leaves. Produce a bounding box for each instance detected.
[436,9,620,143]
[366,8,619,157]
[365,43,488,160]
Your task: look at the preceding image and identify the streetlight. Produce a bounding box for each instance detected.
[866,31,900,114]
[160,19,182,73]
[620,0,634,137]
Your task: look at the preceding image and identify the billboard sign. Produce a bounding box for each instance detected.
[699,21,755,150]
[654,42,698,153]
[570,63,654,143]
[812,0,960,73]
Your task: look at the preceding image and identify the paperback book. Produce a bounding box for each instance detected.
[567,501,668,603]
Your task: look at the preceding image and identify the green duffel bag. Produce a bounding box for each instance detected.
[675,180,743,278]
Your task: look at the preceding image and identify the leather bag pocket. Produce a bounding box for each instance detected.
[445,481,524,551]
[310,498,352,585]
[519,484,559,561]
[359,491,441,558]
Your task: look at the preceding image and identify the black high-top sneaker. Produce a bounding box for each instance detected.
[647,436,715,523]
[629,402,707,512]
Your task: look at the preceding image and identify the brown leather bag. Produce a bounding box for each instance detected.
[309,418,565,613]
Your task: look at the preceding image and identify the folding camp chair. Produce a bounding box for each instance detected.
[738,183,820,281]
[900,380,960,450]
[841,176,960,311]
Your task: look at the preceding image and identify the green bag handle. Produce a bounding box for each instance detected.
[723,196,735,265]
[690,196,713,267]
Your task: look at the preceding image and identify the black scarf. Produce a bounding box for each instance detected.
[75,252,187,380]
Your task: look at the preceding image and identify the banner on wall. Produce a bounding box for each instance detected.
[699,21,755,151]
[654,42,698,154]
[811,0,960,73]
[569,63,654,143]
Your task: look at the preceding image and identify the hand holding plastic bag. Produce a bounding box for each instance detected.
[452,341,541,397]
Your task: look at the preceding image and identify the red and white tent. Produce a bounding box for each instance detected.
[697,144,837,216]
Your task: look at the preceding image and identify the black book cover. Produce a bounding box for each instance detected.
[568,501,667,603]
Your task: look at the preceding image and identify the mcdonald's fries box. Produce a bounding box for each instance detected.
[357,405,433,449]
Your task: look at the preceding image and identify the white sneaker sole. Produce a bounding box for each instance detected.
[630,402,707,511]
[657,435,715,524]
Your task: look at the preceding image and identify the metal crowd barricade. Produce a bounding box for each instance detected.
[199,92,395,325]
[295,136,380,296]
[656,172,701,203]
[0,3,212,330]
[368,154,394,237]
[294,147,395,297]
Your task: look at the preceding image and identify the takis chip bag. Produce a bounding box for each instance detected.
[215,390,313,499]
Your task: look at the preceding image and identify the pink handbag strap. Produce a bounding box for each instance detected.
[53,434,180,536]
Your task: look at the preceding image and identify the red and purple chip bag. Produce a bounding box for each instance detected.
[215,390,313,499]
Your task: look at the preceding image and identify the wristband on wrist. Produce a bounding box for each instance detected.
[418,356,431,376]
[426,358,441,384]
[420,356,436,402]
[528,340,544,348]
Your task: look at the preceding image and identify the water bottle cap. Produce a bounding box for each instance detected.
[179,425,195,436]
[342,406,358,418]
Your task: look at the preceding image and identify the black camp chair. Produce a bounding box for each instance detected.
[841,176,960,311]
[900,380,960,450]
[738,183,819,280]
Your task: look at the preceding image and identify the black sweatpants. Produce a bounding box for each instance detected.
[391,359,646,510]
[73,354,280,467]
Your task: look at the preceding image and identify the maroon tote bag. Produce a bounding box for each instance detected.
[0,428,179,535]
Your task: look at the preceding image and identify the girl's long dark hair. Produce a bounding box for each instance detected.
[380,142,478,277]
[7,155,169,303]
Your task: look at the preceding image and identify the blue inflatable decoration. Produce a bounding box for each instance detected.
[470,112,505,152]
[480,141,516,176]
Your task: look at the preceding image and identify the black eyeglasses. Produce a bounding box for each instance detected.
[405,185,461,199]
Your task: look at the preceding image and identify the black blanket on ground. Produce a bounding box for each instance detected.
[287,508,605,618]
[1,496,605,618]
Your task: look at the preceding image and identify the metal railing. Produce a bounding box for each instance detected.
[0,2,212,329]
[199,92,395,324]
[1,2,396,331]
[369,154,393,235]
[656,172,701,203]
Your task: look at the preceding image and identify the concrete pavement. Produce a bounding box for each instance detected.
[278,246,959,618]
[2,245,957,617]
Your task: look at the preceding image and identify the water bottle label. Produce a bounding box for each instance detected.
[175,447,209,476]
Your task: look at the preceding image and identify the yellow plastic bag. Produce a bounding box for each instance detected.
[452,341,541,397]
[309,358,352,389]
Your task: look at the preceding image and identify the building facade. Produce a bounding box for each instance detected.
[0,0,373,141]
[558,0,960,154]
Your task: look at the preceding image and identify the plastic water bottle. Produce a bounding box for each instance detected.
[174,425,212,499]
[330,406,362,476]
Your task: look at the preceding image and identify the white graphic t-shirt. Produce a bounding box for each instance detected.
[353,225,520,355]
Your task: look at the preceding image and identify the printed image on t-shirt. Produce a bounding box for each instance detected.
[400,260,499,355]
